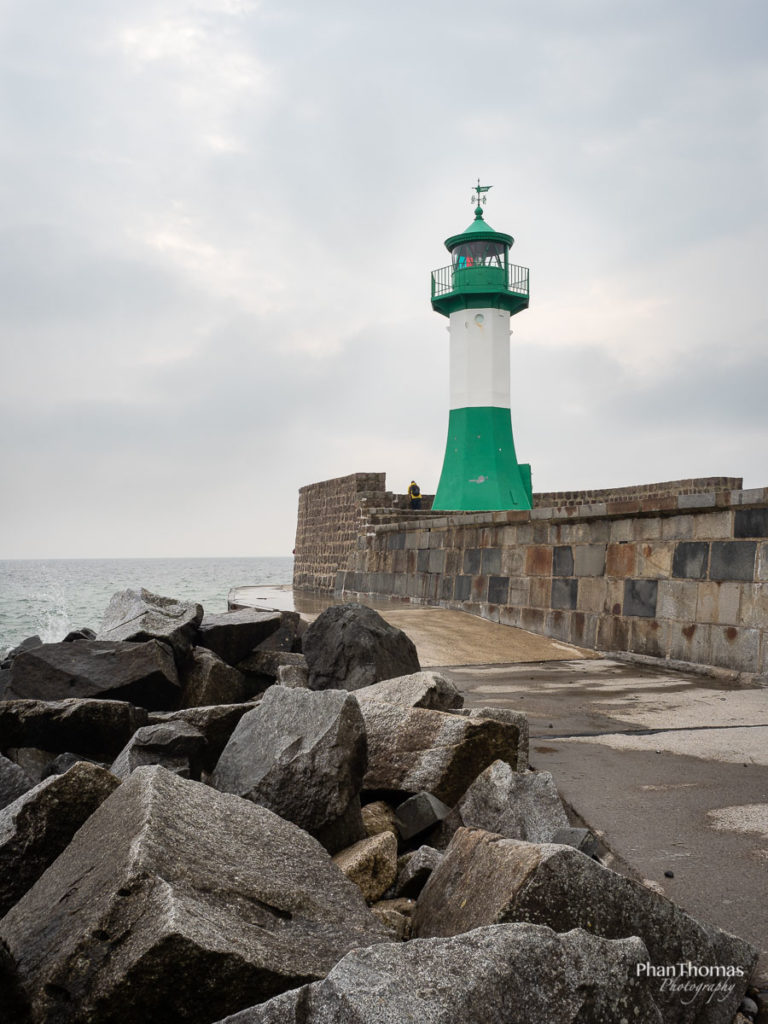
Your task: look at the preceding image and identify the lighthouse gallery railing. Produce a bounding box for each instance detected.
[431,262,529,300]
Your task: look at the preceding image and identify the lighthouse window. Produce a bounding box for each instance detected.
[453,241,506,268]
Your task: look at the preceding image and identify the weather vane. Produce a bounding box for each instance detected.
[472,178,492,205]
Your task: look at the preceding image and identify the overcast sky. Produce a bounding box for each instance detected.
[1,0,766,558]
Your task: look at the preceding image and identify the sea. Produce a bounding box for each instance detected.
[0,557,294,659]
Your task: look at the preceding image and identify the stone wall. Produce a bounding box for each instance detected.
[293,473,433,592]
[294,473,768,681]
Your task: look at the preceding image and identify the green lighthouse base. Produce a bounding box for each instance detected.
[433,406,533,511]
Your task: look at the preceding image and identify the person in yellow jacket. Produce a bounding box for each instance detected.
[408,481,422,510]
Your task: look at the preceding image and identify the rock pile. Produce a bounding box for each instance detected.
[0,594,758,1023]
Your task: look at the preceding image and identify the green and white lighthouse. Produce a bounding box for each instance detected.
[431,182,532,511]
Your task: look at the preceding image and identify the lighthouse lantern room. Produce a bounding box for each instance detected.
[431,182,532,511]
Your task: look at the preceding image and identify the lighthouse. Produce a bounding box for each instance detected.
[431,182,532,511]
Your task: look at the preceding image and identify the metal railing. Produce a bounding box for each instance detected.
[431,262,529,299]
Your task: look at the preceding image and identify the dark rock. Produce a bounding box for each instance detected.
[0,697,149,760]
[0,761,119,917]
[393,845,443,898]
[370,899,413,940]
[62,628,96,642]
[40,751,102,778]
[0,636,42,670]
[97,588,203,660]
[395,791,452,842]
[213,923,663,1024]
[3,748,54,783]
[212,685,367,853]
[451,707,529,771]
[0,753,34,811]
[0,937,31,1024]
[4,640,180,710]
[435,760,569,849]
[361,702,525,805]
[0,766,388,1024]
[179,647,248,707]
[412,828,757,1024]
[277,663,309,688]
[551,826,600,858]
[236,650,308,697]
[196,609,282,666]
[110,720,206,780]
[302,603,420,692]
[147,703,253,772]
[251,611,302,653]
[354,670,463,711]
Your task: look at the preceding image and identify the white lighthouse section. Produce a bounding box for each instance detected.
[448,307,511,410]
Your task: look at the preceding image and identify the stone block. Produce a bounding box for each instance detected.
[635,542,674,577]
[332,832,398,904]
[454,575,472,601]
[709,541,757,582]
[222,923,665,1024]
[361,800,398,838]
[477,546,499,575]
[596,614,631,652]
[361,703,526,804]
[551,578,578,610]
[710,626,760,674]
[354,671,463,712]
[0,762,119,917]
[569,611,598,648]
[692,510,733,540]
[668,623,712,665]
[733,507,768,540]
[506,576,530,606]
[0,755,33,812]
[661,513,694,540]
[463,548,482,574]
[678,492,716,509]
[528,577,551,608]
[552,545,573,576]
[0,767,388,1023]
[609,519,633,542]
[672,541,710,579]
[499,605,523,627]
[524,545,552,576]
[520,607,548,634]
[470,574,488,603]
[632,516,662,540]
[623,579,658,618]
[412,829,755,1024]
[395,791,452,841]
[197,609,282,666]
[739,583,768,628]
[606,543,636,577]
[629,618,667,658]
[427,549,445,574]
[500,545,526,575]
[572,545,606,577]
[546,610,570,641]
[487,576,509,605]
[758,542,768,581]
[576,577,608,613]
[393,845,443,898]
[416,548,430,572]
[437,761,568,850]
[211,686,367,853]
[696,582,742,625]
[657,580,698,621]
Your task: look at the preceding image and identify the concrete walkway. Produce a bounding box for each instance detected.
[232,588,768,980]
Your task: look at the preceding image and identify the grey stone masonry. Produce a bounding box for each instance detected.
[297,473,768,680]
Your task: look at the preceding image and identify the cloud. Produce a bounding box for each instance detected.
[0,0,766,555]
